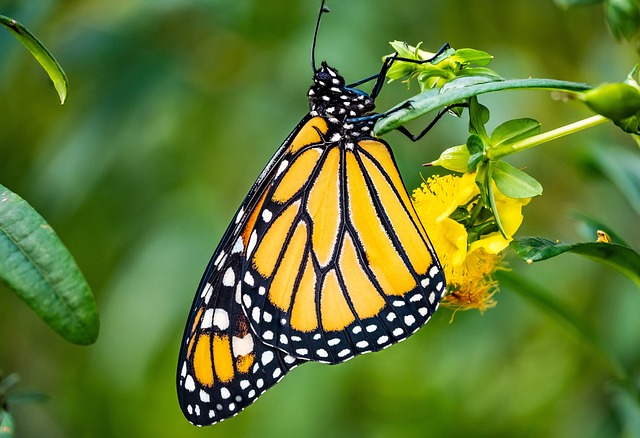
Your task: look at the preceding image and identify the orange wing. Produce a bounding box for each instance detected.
[176,116,314,426]
[238,116,445,363]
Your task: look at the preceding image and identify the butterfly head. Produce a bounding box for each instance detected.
[308,62,375,122]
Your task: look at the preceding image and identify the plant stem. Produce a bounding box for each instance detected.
[487,115,610,159]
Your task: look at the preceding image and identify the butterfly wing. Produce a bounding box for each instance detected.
[238,118,446,364]
[176,116,313,426]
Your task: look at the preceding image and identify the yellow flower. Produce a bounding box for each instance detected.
[445,247,501,312]
[413,173,530,312]
[469,188,530,254]
[412,173,475,268]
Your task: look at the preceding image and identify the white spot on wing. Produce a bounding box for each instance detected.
[222,267,235,287]
[213,309,230,330]
[231,236,244,254]
[404,315,416,326]
[202,283,213,304]
[261,351,275,365]
[251,307,261,323]
[201,308,214,329]
[214,251,226,268]
[199,389,210,403]
[247,231,258,258]
[276,160,289,178]
[184,375,196,392]
[232,334,254,356]
[235,207,245,224]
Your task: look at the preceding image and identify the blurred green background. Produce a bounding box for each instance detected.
[1,0,639,437]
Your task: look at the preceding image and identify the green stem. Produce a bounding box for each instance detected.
[487,115,609,159]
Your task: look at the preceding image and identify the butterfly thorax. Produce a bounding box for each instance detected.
[308,62,377,145]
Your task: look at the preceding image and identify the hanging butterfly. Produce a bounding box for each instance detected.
[177,1,447,426]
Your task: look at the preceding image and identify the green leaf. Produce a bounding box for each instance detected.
[491,160,543,198]
[498,270,629,384]
[584,143,640,215]
[0,185,99,345]
[374,77,591,136]
[0,374,19,393]
[6,390,49,405]
[0,15,68,104]
[490,118,541,147]
[453,48,493,66]
[468,97,490,139]
[605,0,640,41]
[573,212,631,246]
[553,0,604,7]
[0,410,15,438]
[466,135,486,171]
[485,162,506,237]
[511,237,640,287]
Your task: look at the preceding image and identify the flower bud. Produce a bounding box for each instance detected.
[581,82,640,120]
[428,145,470,173]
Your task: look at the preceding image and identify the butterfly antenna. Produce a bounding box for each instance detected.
[311,0,330,72]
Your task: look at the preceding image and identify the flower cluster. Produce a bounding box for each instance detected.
[412,173,530,312]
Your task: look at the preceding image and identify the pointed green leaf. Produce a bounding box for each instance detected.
[0,185,99,344]
[0,15,68,104]
[466,134,485,171]
[584,144,640,215]
[605,0,640,41]
[573,212,631,246]
[453,48,493,66]
[468,97,490,139]
[490,118,541,147]
[0,410,15,438]
[511,237,640,287]
[6,390,49,405]
[491,160,543,198]
[0,374,19,393]
[554,0,604,8]
[485,162,507,238]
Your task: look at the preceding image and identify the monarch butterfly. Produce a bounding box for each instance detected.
[177,1,446,426]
